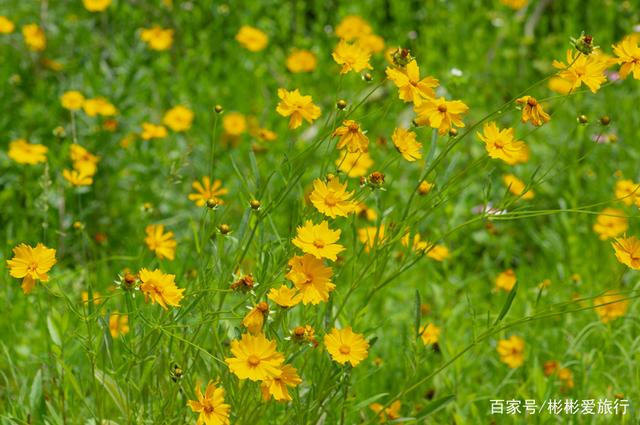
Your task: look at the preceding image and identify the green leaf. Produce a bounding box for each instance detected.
[414,289,421,339]
[415,394,455,418]
[47,315,62,347]
[29,369,43,414]
[494,282,518,326]
[353,393,389,410]
[94,368,129,417]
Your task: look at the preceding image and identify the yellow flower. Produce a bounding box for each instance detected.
[355,202,377,221]
[257,128,277,142]
[594,290,629,323]
[385,60,438,105]
[593,208,628,240]
[418,180,434,195]
[141,122,168,140]
[358,225,385,253]
[332,40,372,74]
[500,0,528,9]
[414,97,469,135]
[188,381,231,425]
[552,49,609,94]
[425,243,449,261]
[547,76,573,95]
[8,139,47,165]
[292,220,345,261]
[235,25,268,52]
[82,291,103,305]
[276,88,321,129]
[63,169,93,186]
[503,174,534,200]
[60,91,85,111]
[613,36,640,80]
[332,120,369,153]
[162,105,194,132]
[242,302,269,334]
[82,0,111,12]
[370,400,401,423]
[495,269,517,292]
[144,224,177,261]
[6,243,57,294]
[359,33,385,54]
[222,112,246,136]
[336,151,373,178]
[324,327,369,367]
[392,128,423,162]
[497,335,525,368]
[22,24,46,51]
[109,313,130,338]
[335,16,372,41]
[260,364,302,402]
[515,96,550,126]
[309,177,357,218]
[140,26,174,50]
[614,179,640,205]
[225,333,284,381]
[188,177,228,207]
[477,122,529,165]
[419,323,440,345]
[285,254,335,305]
[557,367,574,390]
[0,16,15,34]
[70,144,100,176]
[286,49,317,73]
[267,285,302,308]
[138,268,185,309]
[612,236,640,269]
[83,97,117,117]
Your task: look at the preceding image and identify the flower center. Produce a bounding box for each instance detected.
[527,98,537,107]
[313,239,325,248]
[325,193,338,207]
[247,355,261,366]
[437,104,447,113]
[348,123,359,132]
[339,345,351,355]
[28,262,38,272]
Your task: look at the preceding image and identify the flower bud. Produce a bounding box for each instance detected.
[206,198,220,209]
[336,99,347,110]
[448,128,458,137]
[368,171,385,187]
[363,72,373,82]
[214,104,223,113]
[599,115,611,126]
[578,114,589,124]
[572,33,595,55]
[391,47,413,67]
[249,199,261,210]
[218,223,231,235]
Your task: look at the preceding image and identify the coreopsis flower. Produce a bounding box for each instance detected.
[495,269,517,292]
[8,139,47,165]
[425,243,449,261]
[418,180,434,196]
[140,26,174,50]
[309,177,357,218]
[235,25,268,52]
[358,225,385,253]
[70,144,100,176]
[336,151,373,178]
[503,174,534,200]
[267,285,302,308]
[359,33,385,54]
[82,291,103,305]
[335,15,372,41]
[63,169,93,186]
[557,368,574,390]
[6,243,57,294]
[477,122,529,165]
[497,335,525,368]
[613,36,640,80]
[324,327,369,367]
[22,24,46,51]
[222,112,246,136]
[291,325,318,346]
[594,290,629,323]
[392,128,423,161]
[292,220,344,261]
[332,120,369,152]
[141,123,168,140]
[83,97,117,117]
[332,40,372,74]
[108,313,130,338]
[189,177,228,207]
[257,127,277,142]
[163,105,194,132]
[225,333,284,381]
[61,91,85,111]
[260,364,302,402]
[612,236,640,269]
[593,208,628,240]
[547,76,573,95]
[138,268,185,309]
[614,179,640,205]
[83,0,111,12]
[370,401,401,423]
[500,0,528,9]
[286,49,317,73]
[242,302,269,334]
[144,224,176,261]
[543,360,559,376]
[355,203,377,221]
[286,254,336,305]
[552,50,609,93]
[275,88,321,129]
[414,97,469,135]
[188,381,231,425]
[230,274,254,292]
[516,96,550,126]
[0,16,15,34]
[385,60,438,105]
[419,323,440,345]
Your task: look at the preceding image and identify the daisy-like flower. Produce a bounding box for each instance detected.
[63,169,93,186]
[419,323,440,345]
[614,179,640,206]
[516,96,550,126]
[495,269,517,292]
[332,120,369,153]
[593,208,628,240]
[358,225,386,253]
[337,151,373,178]
[6,243,57,294]
[189,177,228,207]
[70,144,100,176]
[144,224,177,261]
[22,24,46,51]
[83,97,117,117]
[613,36,640,80]
[309,177,357,218]
[225,333,284,381]
[140,26,174,50]
[222,112,246,137]
[61,91,85,111]
[286,49,317,73]
[594,290,629,323]
[267,285,302,308]
[8,139,47,165]
[552,49,610,94]
[335,15,372,41]
[260,364,302,402]
[477,122,529,165]
[414,97,469,135]
[292,220,345,261]
[497,335,525,368]
[83,0,111,12]
[235,25,268,52]
[285,254,336,305]
[332,40,372,74]
[392,128,423,161]
[141,123,168,140]
[163,105,194,132]
[612,236,640,269]
[370,400,402,423]
[242,302,269,334]
[503,174,534,200]
[188,381,231,425]
[138,268,185,309]
[0,16,15,34]
[385,60,438,105]
[275,88,321,129]
[324,327,369,367]
[500,0,528,9]
[108,313,130,338]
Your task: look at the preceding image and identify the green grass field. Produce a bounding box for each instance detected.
[1,0,640,424]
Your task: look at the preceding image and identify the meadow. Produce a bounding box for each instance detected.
[1,0,640,424]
